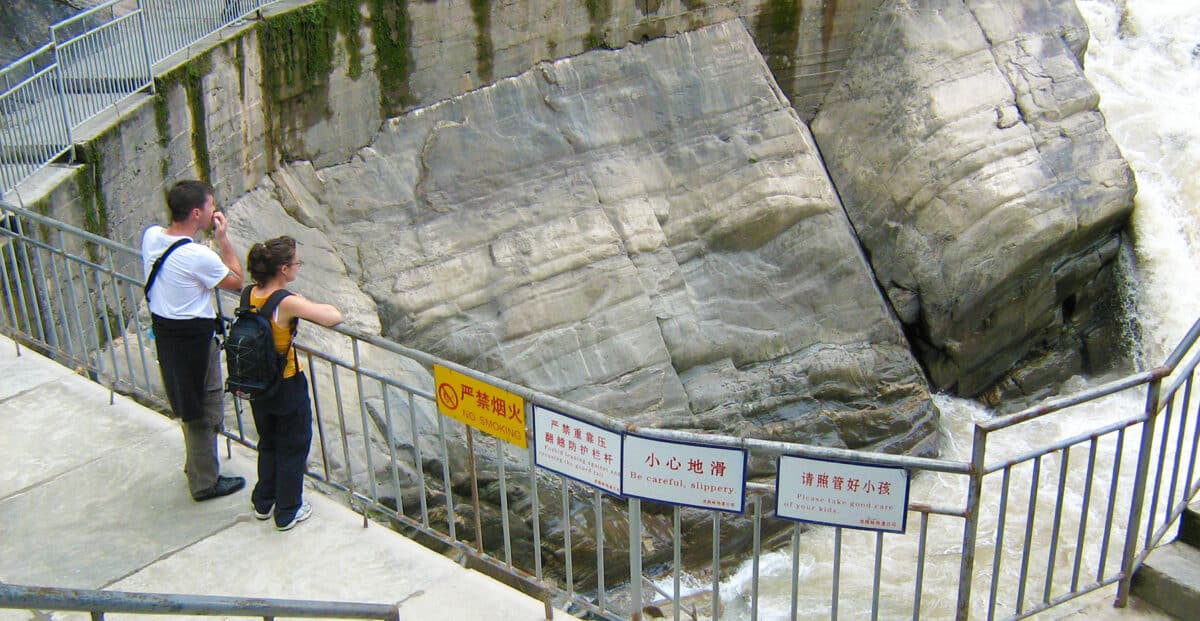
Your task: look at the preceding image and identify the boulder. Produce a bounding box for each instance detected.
[810,0,1135,398]
[290,20,938,454]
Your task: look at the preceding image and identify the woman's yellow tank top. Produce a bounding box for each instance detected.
[249,288,300,378]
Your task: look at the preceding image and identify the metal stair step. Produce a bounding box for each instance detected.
[1131,540,1200,621]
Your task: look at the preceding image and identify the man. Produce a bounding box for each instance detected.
[142,180,246,501]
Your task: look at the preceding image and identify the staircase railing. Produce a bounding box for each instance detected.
[0,0,276,195]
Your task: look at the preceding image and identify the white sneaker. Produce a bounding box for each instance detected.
[251,502,273,521]
[275,500,312,531]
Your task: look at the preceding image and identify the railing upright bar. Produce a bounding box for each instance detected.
[790,522,801,621]
[870,530,883,621]
[955,424,987,621]
[1098,428,1125,582]
[352,340,379,502]
[528,419,542,579]
[913,512,928,621]
[26,225,56,350]
[674,506,683,621]
[630,497,643,621]
[407,392,429,526]
[49,30,77,135]
[78,254,102,371]
[594,488,605,613]
[61,232,92,370]
[331,361,356,498]
[1184,372,1200,510]
[1116,378,1162,606]
[135,0,156,93]
[561,476,573,601]
[309,351,332,481]
[45,237,72,357]
[831,527,841,621]
[1146,398,1175,547]
[381,379,403,520]
[435,410,456,541]
[126,276,153,394]
[751,496,762,621]
[1071,438,1098,592]
[1166,385,1191,535]
[1043,448,1070,604]
[10,221,41,342]
[987,466,1011,621]
[711,512,721,621]
[0,232,22,336]
[1015,456,1041,615]
[497,439,512,567]
[105,250,137,392]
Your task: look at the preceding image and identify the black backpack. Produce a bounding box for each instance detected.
[224,286,294,401]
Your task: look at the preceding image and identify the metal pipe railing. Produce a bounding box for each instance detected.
[0,0,275,195]
[2,198,1199,620]
[0,583,400,621]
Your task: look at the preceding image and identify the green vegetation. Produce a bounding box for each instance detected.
[183,55,214,184]
[258,0,369,163]
[155,50,216,182]
[235,37,247,99]
[369,0,413,117]
[329,0,365,80]
[584,0,612,50]
[75,142,108,262]
[153,90,171,180]
[470,0,494,83]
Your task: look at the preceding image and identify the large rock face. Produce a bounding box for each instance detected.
[810,0,1135,398]
[265,21,938,457]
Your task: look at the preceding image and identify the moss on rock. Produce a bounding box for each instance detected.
[369,0,413,118]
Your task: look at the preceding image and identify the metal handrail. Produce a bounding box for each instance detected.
[2,196,1199,620]
[0,583,400,621]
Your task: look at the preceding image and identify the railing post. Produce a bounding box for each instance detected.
[955,424,987,620]
[630,497,642,621]
[48,31,76,151]
[135,0,156,93]
[1116,377,1162,606]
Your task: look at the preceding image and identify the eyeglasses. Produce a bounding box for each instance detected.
[288,260,304,267]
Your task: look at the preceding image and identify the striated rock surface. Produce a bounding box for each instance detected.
[271,20,938,457]
[811,0,1135,399]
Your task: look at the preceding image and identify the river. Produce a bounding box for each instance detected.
[711,1,1200,618]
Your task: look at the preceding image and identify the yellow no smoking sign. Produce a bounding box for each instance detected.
[433,364,527,448]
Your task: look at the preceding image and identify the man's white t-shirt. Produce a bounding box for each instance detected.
[141,226,229,319]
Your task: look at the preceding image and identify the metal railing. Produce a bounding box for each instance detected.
[0,583,400,621]
[0,0,275,195]
[1,199,1197,621]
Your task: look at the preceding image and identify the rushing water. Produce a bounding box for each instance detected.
[710,1,1200,619]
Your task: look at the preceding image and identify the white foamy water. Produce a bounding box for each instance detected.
[710,1,1200,618]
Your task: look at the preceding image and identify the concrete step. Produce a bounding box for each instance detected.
[1131,540,1200,621]
[1179,500,1200,548]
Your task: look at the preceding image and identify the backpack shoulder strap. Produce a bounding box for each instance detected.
[259,289,298,370]
[238,285,254,310]
[144,237,192,303]
[258,289,293,322]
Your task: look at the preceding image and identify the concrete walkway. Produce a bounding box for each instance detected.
[0,335,568,621]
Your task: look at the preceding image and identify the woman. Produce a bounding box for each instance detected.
[243,236,343,531]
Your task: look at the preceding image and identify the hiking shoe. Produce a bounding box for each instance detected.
[275,500,312,531]
[252,502,273,521]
